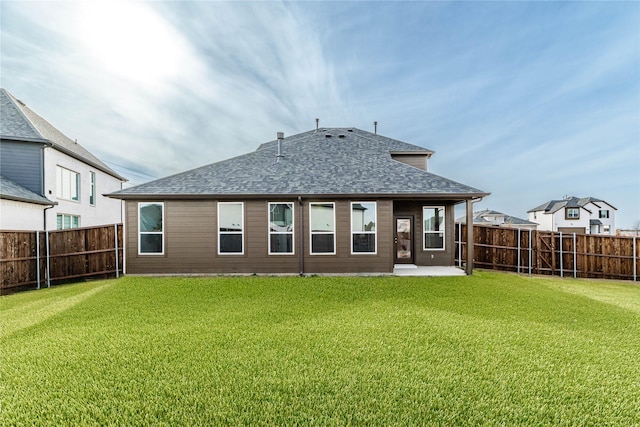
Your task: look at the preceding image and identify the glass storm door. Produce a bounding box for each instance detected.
[395,217,413,264]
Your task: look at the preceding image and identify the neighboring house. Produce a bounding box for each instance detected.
[528,196,616,235]
[456,209,538,230]
[108,128,489,275]
[0,89,126,231]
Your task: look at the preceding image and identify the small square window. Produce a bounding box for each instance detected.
[566,208,579,219]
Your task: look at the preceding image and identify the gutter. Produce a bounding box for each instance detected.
[298,196,304,276]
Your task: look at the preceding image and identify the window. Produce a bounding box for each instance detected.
[56,214,80,230]
[599,210,609,219]
[351,202,376,254]
[566,208,580,219]
[423,206,445,250]
[56,166,80,201]
[269,202,294,254]
[310,202,335,254]
[218,202,244,254]
[89,172,96,206]
[139,203,164,255]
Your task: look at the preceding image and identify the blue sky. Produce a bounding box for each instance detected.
[2,1,638,227]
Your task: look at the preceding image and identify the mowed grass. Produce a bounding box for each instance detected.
[1,272,639,426]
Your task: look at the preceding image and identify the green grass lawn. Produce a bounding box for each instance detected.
[1,271,639,426]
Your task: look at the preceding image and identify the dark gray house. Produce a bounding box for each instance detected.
[108,128,489,275]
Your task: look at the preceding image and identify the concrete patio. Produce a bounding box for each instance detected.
[393,264,467,276]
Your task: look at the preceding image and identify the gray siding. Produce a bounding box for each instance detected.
[391,154,427,171]
[0,141,43,194]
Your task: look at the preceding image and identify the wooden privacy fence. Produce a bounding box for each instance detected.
[456,224,639,281]
[0,224,123,294]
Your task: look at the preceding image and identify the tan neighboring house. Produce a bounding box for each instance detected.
[457,209,538,230]
[0,89,126,231]
[108,128,489,275]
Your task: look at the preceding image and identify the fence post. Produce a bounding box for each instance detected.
[36,231,41,290]
[115,224,120,279]
[573,233,577,279]
[517,228,521,274]
[634,237,637,282]
[46,230,51,288]
[559,232,564,278]
[528,229,532,275]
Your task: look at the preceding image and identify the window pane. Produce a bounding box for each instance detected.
[311,204,334,232]
[71,216,79,228]
[219,203,243,232]
[353,234,375,253]
[71,172,79,201]
[424,207,444,232]
[63,215,71,229]
[140,204,163,232]
[352,202,375,232]
[270,234,293,253]
[270,203,293,231]
[220,234,243,253]
[424,232,444,249]
[90,172,95,205]
[140,234,163,253]
[312,234,334,253]
[56,214,63,230]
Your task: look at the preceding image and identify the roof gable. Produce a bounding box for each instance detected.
[0,89,125,181]
[110,128,487,199]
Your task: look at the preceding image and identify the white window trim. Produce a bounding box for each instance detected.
[268,202,295,255]
[89,171,96,206]
[423,206,446,251]
[350,201,377,255]
[56,165,80,202]
[218,202,244,255]
[56,213,81,230]
[309,202,336,255]
[138,202,164,256]
[566,207,580,219]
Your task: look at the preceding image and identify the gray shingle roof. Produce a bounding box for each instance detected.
[0,89,125,181]
[109,128,488,199]
[528,196,615,213]
[456,209,537,226]
[0,174,55,205]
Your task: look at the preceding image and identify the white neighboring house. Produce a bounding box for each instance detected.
[528,196,616,235]
[0,88,126,231]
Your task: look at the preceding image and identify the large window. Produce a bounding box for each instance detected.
[56,214,80,230]
[269,202,294,255]
[56,166,80,201]
[139,203,164,255]
[351,202,376,254]
[218,202,244,254]
[89,172,96,206]
[566,208,579,219]
[423,206,445,250]
[310,202,335,254]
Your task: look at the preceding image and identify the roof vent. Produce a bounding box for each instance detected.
[325,134,332,138]
[276,132,284,162]
[338,134,345,138]
[347,129,353,132]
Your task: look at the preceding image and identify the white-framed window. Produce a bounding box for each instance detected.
[56,166,80,201]
[310,202,335,255]
[218,202,244,255]
[138,202,164,255]
[89,171,96,206]
[566,207,580,219]
[56,213,80,230]
[351,202,376,254]
[423,206,445,250]
[269,202,294,255]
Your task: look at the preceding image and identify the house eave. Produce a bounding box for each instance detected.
[0,194,57,206]
[107,191,490,201]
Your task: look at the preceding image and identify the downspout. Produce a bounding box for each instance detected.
[298,196,304,276]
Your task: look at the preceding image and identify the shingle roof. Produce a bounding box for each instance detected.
[0,174,55,205]
[528,196,615,213]
[456,209,537,226]
[109,128,488,199]
[0,88,126,181]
